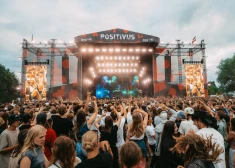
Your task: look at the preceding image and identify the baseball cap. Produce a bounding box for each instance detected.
[177,111,186,119]
[184,107,194,116]
[8,114,21,125]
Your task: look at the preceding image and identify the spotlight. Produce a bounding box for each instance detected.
[127,56,130,60]
[148,48,153,52]
[123,57,126,60]
[136,56,139,60]
[142,49,147,52]
[129,48,133,52]
[114,56,117,60]
[118,56,121,60]
[81,48,87,52]
[135,48,140,52]
[115,48,120,52]
[88,48,93,52]
[101,56,104,60]
[122,48,127,52]
[95,48,100,52]
[102,48,107,52]
[96,56,99,60]
[109,48,114,52]
[132,56,134,60]
[110,57,113,60]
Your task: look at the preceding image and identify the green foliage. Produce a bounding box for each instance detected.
[216,54,235,93]
[208,81,219,95]
[0,64,19,103]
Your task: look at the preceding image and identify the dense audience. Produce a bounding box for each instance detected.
[0,93,235,168]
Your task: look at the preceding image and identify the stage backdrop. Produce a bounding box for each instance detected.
[184,64,205,97]
[25,65,47,101]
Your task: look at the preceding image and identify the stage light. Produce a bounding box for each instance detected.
[115,48,120,52]
[110,57,113,60]
[123,57,126,60]
[148,48,153,52]
[119,63,121,67]
[132,56,134,60]
[135,48,140,52]
[133,69,136,72]
[127,63,129,66]
[136,56,139,60]
[114,56,117,60]
[88,48,93,52]
[114,63,117,67]
[90,67,94,71]
[101,56,104,60]
[122,48,127,52]
[102,63,104,66]
[135,63,138,66]
[142,49,147,52]
[99,69,101,72]
[131,63,133,66]
[119,69,121,72]
[96,56,99,60]
[106,63,109,67]
[110,63,113,66]
[102,48,107,52]
[123,63,126,67]
[109,48,113,52]
[118,56,121,60]
[127,56,130,60]
[129,48,133,52]
[95,48,100,52]
[81,48,87,52]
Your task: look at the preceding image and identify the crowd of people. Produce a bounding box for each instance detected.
[0,93,235,168]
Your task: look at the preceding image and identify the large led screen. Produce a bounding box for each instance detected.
[184,64,205,97]
[25,65,47,101]
[96,75,140,98]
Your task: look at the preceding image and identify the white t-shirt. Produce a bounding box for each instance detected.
[126,111,132,124]
[178,120,198,135]
[196,128,226,168]
[154,116,161,127]
[146,125,156,145]
[115,117,126,147]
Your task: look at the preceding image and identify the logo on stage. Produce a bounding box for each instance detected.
[100,34,135,41]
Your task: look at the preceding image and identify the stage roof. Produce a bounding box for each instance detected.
[74,28,160,47]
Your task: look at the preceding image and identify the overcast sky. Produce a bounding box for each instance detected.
[0,0,234,85]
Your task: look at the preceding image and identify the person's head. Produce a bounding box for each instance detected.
[172,133,223,166]
[57,105,66,116]
[8,114,21,128]
[130,112,144,137]
[192,111,217,129]
[22,113,32,124]
[21,125,47,154]
[119,141,142,168]
[162,121,178,140]
[12,129,29,158]
[110,111,118,121]
[74,109,86,132]
[82,131,99,153]
[50,136,76,168]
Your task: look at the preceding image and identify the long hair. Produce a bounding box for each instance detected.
[11,129,29,158]
[230,118,235,131]
[172,133,223,166]
[50,136,76,168]
[100,116,113,133]
[73,109,86,133]
[21,125,47,155]
[130,113,144,138]
[82,131,99,152]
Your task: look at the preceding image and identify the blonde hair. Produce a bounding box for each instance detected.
[0,117,5,126]
[21,125,47,155]
[82,131,98,152]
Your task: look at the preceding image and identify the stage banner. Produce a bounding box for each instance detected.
[25,65,47,101]
[184,64,205,97]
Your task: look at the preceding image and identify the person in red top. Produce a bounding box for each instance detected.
[36,112,57,160]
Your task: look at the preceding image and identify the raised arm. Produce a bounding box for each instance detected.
[84,92,91,113]
[94,115,103,130]
[87,100,98,128]
[138,109,148,129]
[116,111,122,128]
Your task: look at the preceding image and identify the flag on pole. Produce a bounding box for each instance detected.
[31,34,33,41]
[192,36,196,44]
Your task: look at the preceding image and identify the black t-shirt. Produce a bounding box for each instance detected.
[19,124,31,132]
[51,115,73,137]
[99,125,118,147]
[75,152,112,168]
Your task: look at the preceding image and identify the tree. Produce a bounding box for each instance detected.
[216,54,235,93]
[208,81,219,95]
[0,64,19,103]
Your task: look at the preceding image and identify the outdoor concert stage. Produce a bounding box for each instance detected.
[20,28,207,101]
